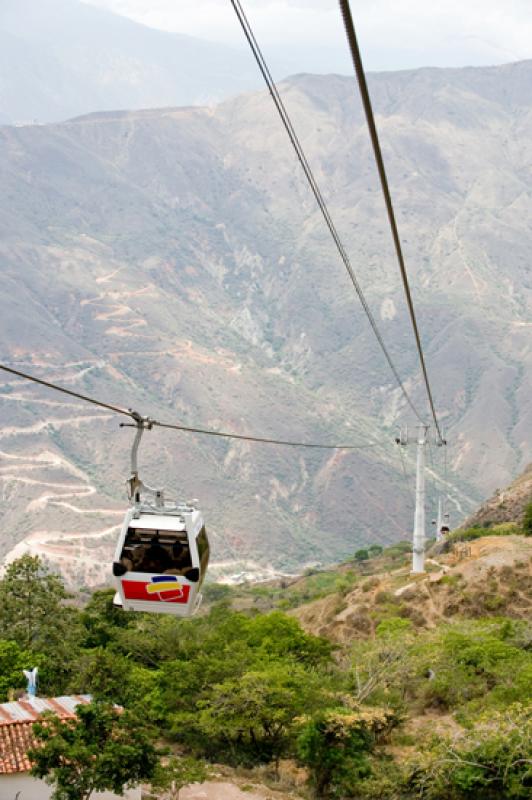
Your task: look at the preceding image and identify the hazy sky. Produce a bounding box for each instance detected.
[82,0,532,72]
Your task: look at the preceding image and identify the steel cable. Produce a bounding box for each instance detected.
[0,363,377,450]
[229,0,425,425]
[337,0,444,443]
[0,364,132,417]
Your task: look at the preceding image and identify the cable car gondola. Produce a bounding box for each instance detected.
[112,413,209,616]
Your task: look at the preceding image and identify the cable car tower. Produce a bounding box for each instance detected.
[395,425,447,573]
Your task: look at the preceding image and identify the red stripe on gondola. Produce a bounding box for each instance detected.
[122,579,190,603]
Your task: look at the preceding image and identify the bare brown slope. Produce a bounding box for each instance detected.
[460,463,532,528]
[292,535,532,644]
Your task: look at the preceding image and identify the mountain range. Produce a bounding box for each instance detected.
[1,56,531,585]
[0,0,261,124]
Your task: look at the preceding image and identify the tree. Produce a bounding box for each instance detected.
[29,702,158,800]
[0,555,82,694]
[196,662,326,767]
[0,639,42,701]
[355,549,370,562]
[244,611,333,666]
[68,648,135,705]
[297,707,398,797]
[159,609,333,733]
[148,756,210,800]
[368,545,383,558]
[351,618,416,705]
[79,588,131,649]
[0,555,69,650]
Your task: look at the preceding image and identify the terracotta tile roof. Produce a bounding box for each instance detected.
[0,695,91,775]
[0,720,36,773]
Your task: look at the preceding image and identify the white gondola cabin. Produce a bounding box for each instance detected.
[112,504,209,616]
[112,412,209,617]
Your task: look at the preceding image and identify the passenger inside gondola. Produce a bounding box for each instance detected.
[164,541,191,574]
[141,534,173,572]
[120,528,193,574]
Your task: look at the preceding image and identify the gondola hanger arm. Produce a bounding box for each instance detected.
[120,410,164,507]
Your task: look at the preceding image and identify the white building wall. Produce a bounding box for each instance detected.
[0,773,142,800]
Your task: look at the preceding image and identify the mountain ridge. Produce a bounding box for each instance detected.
[0,0,258,124]
[1,61,531,585]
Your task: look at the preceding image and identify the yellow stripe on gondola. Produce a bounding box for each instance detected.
[146,581,183,594]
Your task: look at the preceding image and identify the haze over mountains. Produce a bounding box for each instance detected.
[1,35,531,584]
[0,0,262,124]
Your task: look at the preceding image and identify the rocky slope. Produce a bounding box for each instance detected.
[2,61,532,584]
[289,464,532,643]
[292,535,531,644]
[461,462,532,528]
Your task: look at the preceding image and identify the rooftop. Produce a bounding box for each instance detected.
[0,695,90,775]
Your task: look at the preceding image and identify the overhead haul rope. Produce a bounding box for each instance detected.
[0,364,131,418]
[229,0,425,425]
[0,363,377,451]
[337,0,444,444]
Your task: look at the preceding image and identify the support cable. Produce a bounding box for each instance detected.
[0,364,132,418]
[151,419,373,449]
[337,0,444,443]
[229,0,424,425]
[0,363,376,451]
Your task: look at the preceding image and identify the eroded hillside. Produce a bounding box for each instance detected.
[292,535,532,644]
[461,462,532,528]
[3,62,532,583]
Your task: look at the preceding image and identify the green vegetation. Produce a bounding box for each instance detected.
[0,554,530,799]
[236,541,413,614]
[408,704,531,799]
[445,521,526,548]
[0,639,40,698]
[523,501,532,536]
[148,756,210,799]
[0,554,70,650]
[29,702,158,800]
[297,707,399,797]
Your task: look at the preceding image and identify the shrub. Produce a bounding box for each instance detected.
[491,522,520,535]
[384,541,412,557]
[447,522,520,547]
[374,591,394,605]
[375,617,413,637]
[523,501,532,536]
[334,572,356,595]
[438,574,461,587]
[297,707,399,797]
[446,527,485,544]
[407,703,532,799]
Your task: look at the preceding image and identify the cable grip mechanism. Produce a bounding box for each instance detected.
[120,410,164,509]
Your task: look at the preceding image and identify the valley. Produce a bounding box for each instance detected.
[2,61,532,584]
